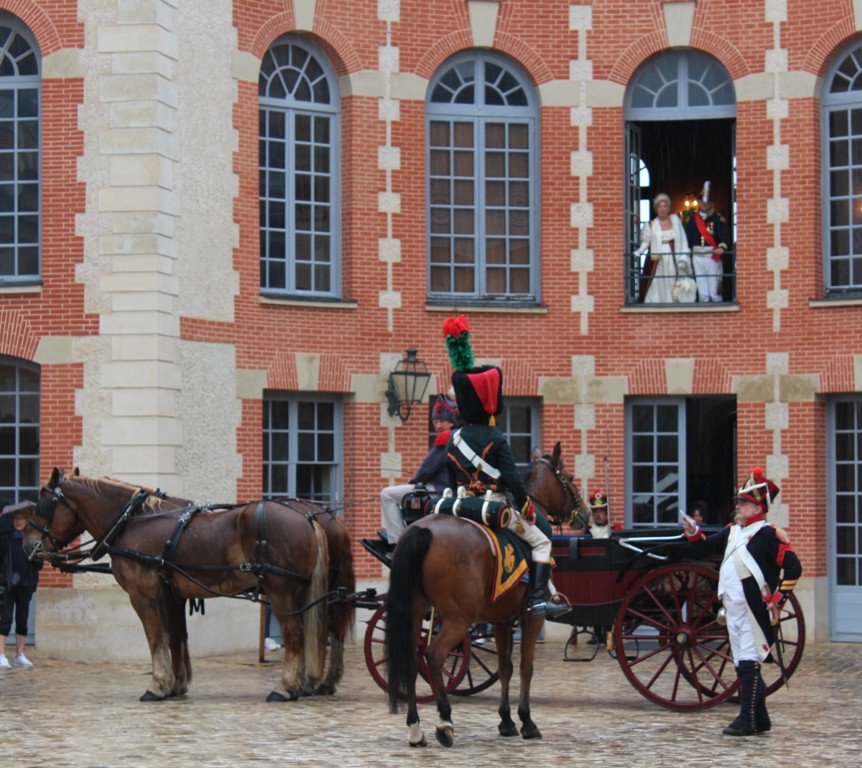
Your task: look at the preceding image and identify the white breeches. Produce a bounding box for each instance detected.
[381,484,414,544]
[506,509,552,563]
[693,253,722,302]
[723,594,760,664]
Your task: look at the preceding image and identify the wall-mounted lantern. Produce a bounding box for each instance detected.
[386,349,432,423]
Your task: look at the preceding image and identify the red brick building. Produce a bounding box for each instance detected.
[1,0,860,655]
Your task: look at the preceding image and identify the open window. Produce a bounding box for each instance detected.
[624,51,736,306]
[625,395,736,527]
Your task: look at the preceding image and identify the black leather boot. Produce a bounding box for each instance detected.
[527,563,569,618]
[755,667,771,733]
[723,661,759,736]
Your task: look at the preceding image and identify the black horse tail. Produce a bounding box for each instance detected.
[385,524,432,713]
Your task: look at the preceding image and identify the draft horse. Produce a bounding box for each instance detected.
[385,442,586,747]
[25,468,351,702]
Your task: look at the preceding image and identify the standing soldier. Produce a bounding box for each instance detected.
[684,180,730,303]
[682,467,802,736]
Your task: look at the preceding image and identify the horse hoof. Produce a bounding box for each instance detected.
[139,690,165,702]
[499,721,518,737]
[314,683,336,696]
[266,690,299,702]
[409,736,427,748]
[435,725,454,748]
[520,723,542,740]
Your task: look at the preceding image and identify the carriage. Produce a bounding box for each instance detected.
[360,468,805,713]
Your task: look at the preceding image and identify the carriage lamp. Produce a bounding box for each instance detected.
[386,349,432,423]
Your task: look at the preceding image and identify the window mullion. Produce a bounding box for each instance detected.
[476,116,487,296]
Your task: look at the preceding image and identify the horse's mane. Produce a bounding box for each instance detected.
[77,475,167,514]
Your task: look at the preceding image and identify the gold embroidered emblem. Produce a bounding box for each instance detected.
[503,543,515,574]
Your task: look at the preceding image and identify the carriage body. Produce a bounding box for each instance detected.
[549,530,668,629]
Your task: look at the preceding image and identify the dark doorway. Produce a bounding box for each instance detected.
[685,395,736,525]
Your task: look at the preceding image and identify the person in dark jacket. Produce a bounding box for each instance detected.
[682,467,802,736]
[1,501,42,669]
[443,315,567,618]
[379,394,458,550]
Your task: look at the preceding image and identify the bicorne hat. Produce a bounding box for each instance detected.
[735,467,780,512]
[431,394,458,424]
[444,315,503,426]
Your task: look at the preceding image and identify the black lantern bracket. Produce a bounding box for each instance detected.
[386,349,432,423]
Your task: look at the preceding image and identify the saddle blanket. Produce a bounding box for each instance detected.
[431,504,553,603]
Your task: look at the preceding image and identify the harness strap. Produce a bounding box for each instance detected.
[158,504,203,599]
[90,489,151,561]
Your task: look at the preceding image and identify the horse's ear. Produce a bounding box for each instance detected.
[49,467,61,485]
[73,467,80,476]
[552,442,562,464]
[531,447,543,461]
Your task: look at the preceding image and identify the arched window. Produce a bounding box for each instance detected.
[259,37,340,298]
[822,40,862,296]
[426,52,539,302]
[626,49,735,120]
[0,356,40,502]
[0,18,40,284]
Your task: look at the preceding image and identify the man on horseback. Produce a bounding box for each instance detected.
[443,315,568,618]
[378,393,459,553]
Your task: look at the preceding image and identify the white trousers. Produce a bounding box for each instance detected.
[723,593,760,664]
[506,509,552,563]
[381,484,414,544]
[693,253,722,302]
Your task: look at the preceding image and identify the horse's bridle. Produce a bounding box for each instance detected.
[529,456,582,526]
[28,478,81,558]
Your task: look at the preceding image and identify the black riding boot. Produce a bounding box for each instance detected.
[723,661,760,736]
[755,667,771,733]
[527,563,569,618]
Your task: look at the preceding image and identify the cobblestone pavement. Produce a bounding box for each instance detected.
[2,639,860,768]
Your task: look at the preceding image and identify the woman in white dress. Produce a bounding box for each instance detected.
[635,193,691,304]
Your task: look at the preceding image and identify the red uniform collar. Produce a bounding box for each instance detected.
[434,429,452,447]
[742,513,766,528]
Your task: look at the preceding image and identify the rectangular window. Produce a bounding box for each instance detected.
[259,108,335,297]
[496,397,540,470]
[0,357,40,501]
[626,396,736,527]
[263,393,342,502]
[825,106,862,293]
[0,82,40,282]
[428,118,535,300]
[831,398,862,587]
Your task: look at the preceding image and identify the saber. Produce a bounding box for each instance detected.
[769,608,789,690]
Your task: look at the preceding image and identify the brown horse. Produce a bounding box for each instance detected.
[24,468,349,703]
[276,498,356,695]
[524,441,590,529]
[385,443,585,747]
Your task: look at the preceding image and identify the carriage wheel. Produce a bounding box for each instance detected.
[363,603,471,704]
[452,623,500,695]
[614,563,739,711]
[729,590,805,700]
